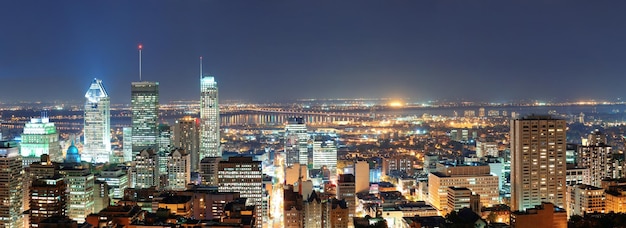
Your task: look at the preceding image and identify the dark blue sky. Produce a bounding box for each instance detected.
[2,1,626,104]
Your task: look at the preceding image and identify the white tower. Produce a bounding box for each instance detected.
[200,57,220,160]
[83,78,111,163]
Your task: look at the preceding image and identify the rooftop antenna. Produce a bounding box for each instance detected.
[200,56,203,78]
[138,43,143,81]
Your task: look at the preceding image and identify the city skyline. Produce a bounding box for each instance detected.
[3,1,626,103]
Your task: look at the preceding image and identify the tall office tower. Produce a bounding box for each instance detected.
[577,130,613,187]
[200,74,220,158]
[134,149,159,189]
[83,78,111,164]
[0,142,24,228]
[131,81,159,158]
[174,116,200,171]
[157,124,172,175]
[285,117,309,167]
[511,115,566,212]
[218,157,263,226]
[29,175,67,228]
[21,117,61,165]
[337,174,356,228]
[167,149,190,191]
[122,127,132,162]
[311,139,337,175]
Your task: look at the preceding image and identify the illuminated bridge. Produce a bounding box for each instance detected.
[221,107,371,118]
[220,108,373,126]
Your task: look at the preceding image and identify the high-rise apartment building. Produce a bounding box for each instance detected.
[21,117,61,165]
[200,157,221,186]
[167,149,190,191]
[173,116,200,171]
[510,115,567,211]
[577,130,612,187]
[285,117,309,167]
[0,143,23,228]
[200,75,220,158]
[30,175,67,228]
[131,81,159,158]
[83,78,111,164]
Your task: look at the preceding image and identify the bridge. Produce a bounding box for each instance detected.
[221,107,372,118]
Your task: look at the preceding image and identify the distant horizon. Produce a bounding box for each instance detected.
[3,1,626,103]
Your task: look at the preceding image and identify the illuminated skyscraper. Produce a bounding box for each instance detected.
[0,142,23,228]
[131,81,159,158]
[285,117,309,167]
[200,73,220,159]
[83,78,111,163]
[21,117,61,165]
[511,115,566,211]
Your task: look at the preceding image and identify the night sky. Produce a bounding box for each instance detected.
[2,1,626,104]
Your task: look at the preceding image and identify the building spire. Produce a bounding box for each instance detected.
[138,43,143,81]
[200,56,203,78]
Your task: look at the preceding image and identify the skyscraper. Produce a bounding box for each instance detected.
[83,78,111,164]
[131,81,159,158]
[511,115,566,211]
[285,117,309,167]
[20,117,61,165]
[173,116,200,171]
[200,74,220,159]
[0,142,23,228]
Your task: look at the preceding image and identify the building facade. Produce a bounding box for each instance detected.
[134,149,159,189]
[510,115,567,211]
[285,117,309,167]
[83,78,111,163]
[21,117,61,165]
[200,76,220,158]
[173,116,200,171]
[0,143,23,228]
[167,149,190,191]
[131,81,159,158]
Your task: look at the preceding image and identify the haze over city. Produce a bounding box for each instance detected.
[3,1,626,103]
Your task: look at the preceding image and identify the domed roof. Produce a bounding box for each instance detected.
[65,139,81,164]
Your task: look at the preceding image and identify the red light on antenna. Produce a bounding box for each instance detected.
[138,44,143,50]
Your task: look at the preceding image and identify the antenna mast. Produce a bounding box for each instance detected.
[138,44,143,81]
[200,56,203,78]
